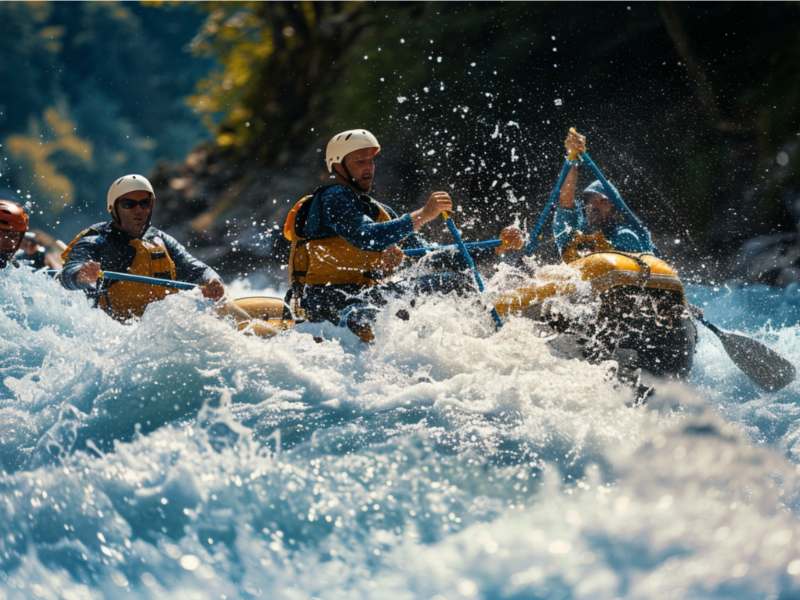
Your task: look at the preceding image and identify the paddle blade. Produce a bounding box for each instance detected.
[715,329,796,391]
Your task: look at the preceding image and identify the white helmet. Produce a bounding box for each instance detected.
[325,129,380,173]
[106,174,155,213]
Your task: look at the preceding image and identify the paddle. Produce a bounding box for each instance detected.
[99,270,256,322]
[691,306,796,391]
[525,158,575,256]
[441,212,504,329]
[403,238,501,258]
[99,270,197,290]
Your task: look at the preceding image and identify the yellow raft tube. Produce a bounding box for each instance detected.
[225,251,695,377]
[218,296,295,337]
[494,251,695,378]
[494,251,685,317]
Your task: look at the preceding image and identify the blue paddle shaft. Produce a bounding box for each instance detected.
[101,270,197,290]
[403,239,501,257]
[444,218,485,292]
[525,158,575,256]
[579,152,626,211]
[443,216,504,329]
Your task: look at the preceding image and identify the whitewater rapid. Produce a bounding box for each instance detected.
[0,266,799,599]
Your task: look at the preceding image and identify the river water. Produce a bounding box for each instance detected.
[0,265,798,599]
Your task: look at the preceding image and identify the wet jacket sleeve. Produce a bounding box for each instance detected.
[321,187,415,251]
[384,203,426,250]
[60,235,102,290]
[160,233,220,284]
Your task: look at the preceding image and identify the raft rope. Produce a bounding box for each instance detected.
[602,251,653,288]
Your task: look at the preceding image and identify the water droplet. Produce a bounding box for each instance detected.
[180,554,201,571]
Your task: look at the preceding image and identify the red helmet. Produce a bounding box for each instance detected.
[0,200,29,233]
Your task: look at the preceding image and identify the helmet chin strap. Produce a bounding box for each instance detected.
[339,163,370,193]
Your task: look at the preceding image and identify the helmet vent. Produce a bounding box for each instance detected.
[345,133,352,141]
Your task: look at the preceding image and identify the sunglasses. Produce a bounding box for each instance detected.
[118,197,153,210]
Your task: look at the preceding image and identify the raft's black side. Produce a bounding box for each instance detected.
[586,287,697,378]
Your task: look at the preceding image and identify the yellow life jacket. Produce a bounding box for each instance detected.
[562,231,614,263]
[62,229,178,320]
[283,193,394,287]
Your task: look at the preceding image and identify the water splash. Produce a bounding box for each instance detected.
[0,267,798,597]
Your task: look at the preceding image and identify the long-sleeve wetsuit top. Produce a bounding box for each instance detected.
[301,184,500,267]
[301,184,421,250]
[552,194,656,258]
[297,185,516,324]
[60,221,219,293]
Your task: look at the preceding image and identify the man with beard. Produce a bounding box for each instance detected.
[0,200,29,270]
[60,174,225,320]
[554,128,656,262]
[284,129,524,340]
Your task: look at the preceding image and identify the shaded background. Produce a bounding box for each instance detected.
[1,1,798,286]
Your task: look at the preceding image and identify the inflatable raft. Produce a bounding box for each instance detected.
[494,251,696,378]
[220,296,295,337]
[228,252,696,379]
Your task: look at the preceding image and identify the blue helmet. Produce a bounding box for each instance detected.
[583,179,619,201]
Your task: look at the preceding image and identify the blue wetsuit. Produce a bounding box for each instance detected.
[295,184,495,328]
[60,221,218,298]
[302,184,422,251]
[552,179,656,258]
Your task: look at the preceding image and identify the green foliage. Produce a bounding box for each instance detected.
[0,3,59,131]
[190,2,373,163]
[6,108,92,211]
[2,1,798,255]
[0,2,209,232]
[189,2,800,243]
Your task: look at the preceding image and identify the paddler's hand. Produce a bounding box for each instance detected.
[496,226,525,254]
[411,191,453,231]
[565,127,586,161]
[379,245,405,272]
[200,278,225,301]
[76,260,102,286]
